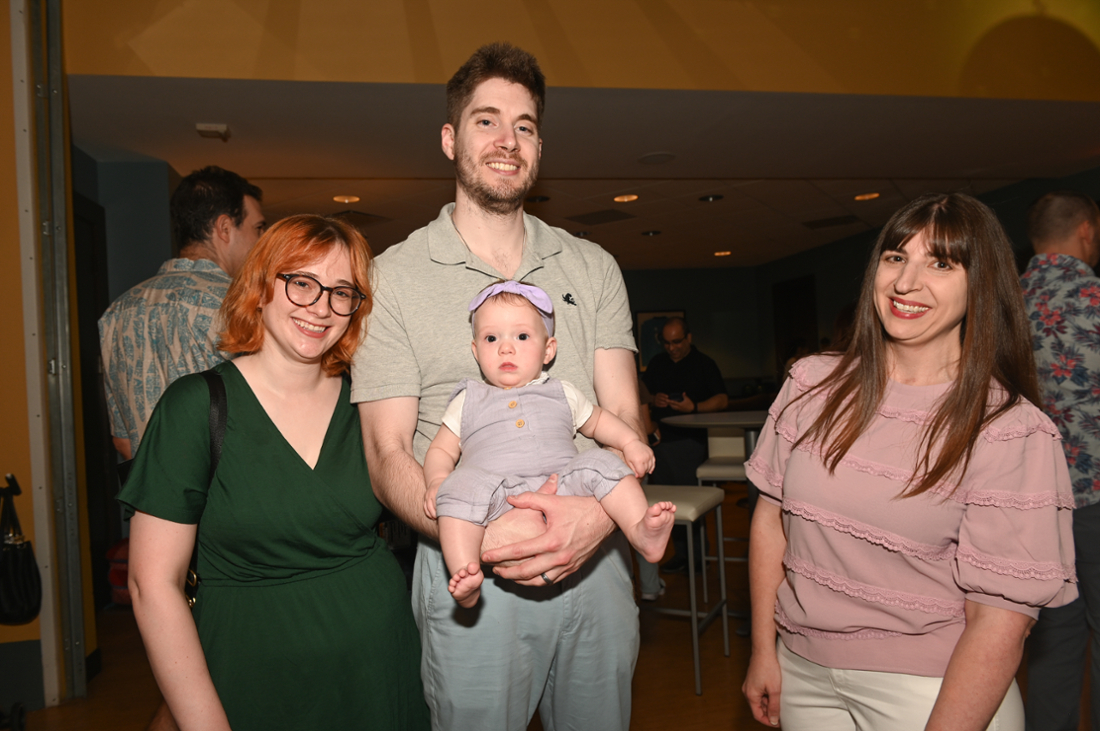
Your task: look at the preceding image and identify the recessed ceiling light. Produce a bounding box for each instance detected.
[614,194,639,203]
[526,195,550,203]
[196,123,230,142]
[641,230,661,236]
[714,251,731,257]
[699,194,724,203]
[639,152,676,165]
[333,195,360,203]
[574,231,590,238]
[854,192,880,201]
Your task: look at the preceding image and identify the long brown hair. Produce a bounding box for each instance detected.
[218,215,373,376]
[792,192,1040,496]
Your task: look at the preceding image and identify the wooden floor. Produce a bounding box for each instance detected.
[24,482,1090,730]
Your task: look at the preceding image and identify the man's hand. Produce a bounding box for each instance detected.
[622,440,655,478]
[654,392,694,412]
[481,483,615,585]
[668,392,695,413]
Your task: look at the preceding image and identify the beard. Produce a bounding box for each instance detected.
[454,146,539,216]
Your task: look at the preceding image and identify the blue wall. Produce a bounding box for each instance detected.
[71,146,176,301]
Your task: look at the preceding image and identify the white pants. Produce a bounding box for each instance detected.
[778,641,1024,731]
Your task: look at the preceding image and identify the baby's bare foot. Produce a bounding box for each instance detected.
[630,501,677,563]
[449,562,484,608]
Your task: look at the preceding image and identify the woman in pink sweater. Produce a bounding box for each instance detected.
[742,192,1077,731]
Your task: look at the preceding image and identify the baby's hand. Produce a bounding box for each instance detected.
[623,440,655,478]
[424,483,440,519]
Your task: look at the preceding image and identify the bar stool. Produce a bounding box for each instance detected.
[695,426,747,484]
[696,428,748,602]
[642,484,730,695]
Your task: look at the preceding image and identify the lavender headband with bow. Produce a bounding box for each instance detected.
[468,281,555,336]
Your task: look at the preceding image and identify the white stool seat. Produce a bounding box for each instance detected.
[642,484,729,694]
[695,457,746,482]
[644,484,724,522]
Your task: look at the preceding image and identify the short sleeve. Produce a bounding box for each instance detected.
[116,372,215,524]
[560,380,595,429]
[745,371,805,506]
[593,255,637,353]
[350,262,423,404]
[441,391,466,438]
[954,409,1078,617]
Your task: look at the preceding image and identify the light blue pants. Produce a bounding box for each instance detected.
[412,533,640,731]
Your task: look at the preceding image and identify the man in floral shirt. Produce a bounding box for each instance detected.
[99,167,265,461]
[1020,190,1100,731]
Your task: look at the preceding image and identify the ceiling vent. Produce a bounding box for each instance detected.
[332,210,391,230]
[565,209,636,226]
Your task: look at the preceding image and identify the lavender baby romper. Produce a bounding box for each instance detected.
[435,378,633,526]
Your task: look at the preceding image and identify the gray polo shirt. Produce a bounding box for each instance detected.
[351,204,637,463]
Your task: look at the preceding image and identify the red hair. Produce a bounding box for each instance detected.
[218,215,372,376]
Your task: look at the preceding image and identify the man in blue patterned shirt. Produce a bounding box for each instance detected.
[99,166,265,460]
[1020,190,1100,731]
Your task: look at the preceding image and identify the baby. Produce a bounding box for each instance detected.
[424,280,676,607]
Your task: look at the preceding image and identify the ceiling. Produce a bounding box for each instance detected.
[68,74,1100,270]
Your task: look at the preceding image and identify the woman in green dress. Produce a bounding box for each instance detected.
[121,215,430,731]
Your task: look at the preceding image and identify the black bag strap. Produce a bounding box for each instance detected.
[202,369,227,480]
[116,369,227,486]
[189,370,226,596]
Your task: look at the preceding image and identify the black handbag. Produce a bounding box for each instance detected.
[0,474,42,625]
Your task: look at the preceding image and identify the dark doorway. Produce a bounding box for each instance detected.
[72,192,119,623]
[772,275,819,382]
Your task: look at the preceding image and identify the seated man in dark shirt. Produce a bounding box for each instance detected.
[639,317,728,594]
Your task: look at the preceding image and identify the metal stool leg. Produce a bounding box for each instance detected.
[686,521,702,695]
[716,504,729,656]
[701,520,709,603]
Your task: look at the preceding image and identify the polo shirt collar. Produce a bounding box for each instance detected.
[425,204,562,281]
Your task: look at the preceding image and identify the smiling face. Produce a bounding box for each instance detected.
[443,77,542,216]
[874,228,969,365]
[471,296,557,389]
[261,244,354,366]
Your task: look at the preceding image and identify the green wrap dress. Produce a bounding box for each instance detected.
[118,362,429,730]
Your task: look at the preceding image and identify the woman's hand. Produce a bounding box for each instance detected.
[743,649,783,727]
[745,499,787,728]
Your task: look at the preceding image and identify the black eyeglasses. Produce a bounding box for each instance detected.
[276,273,364,317]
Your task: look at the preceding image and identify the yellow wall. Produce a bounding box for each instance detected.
[0,0,40,647]
[60,0,1100,100]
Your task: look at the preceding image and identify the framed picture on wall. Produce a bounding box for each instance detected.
[635,310,684,372]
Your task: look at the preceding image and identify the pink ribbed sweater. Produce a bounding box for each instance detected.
[747,355,1078,677]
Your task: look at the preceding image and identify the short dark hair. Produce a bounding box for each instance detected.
[446,42,546,130]
[661,317,690,341]
[171,166,263,246]
[1028,190,1100,248]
